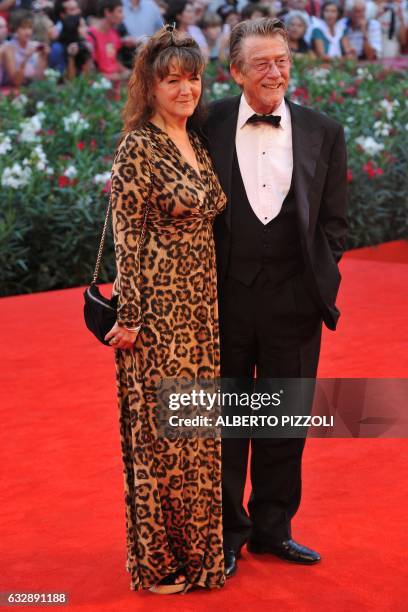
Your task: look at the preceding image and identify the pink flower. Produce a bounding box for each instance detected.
[293,87,309,100]
[76,141,85,150]
[347,169,353,182]
[103,179,111,193]
[344,86,357,96]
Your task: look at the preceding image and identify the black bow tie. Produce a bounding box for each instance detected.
[247,113,281,128]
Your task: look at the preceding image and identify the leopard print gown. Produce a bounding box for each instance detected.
[109,123,227,591]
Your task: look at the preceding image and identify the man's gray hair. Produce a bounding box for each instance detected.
[229,17,290,70]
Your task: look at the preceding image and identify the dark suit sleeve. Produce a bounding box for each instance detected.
[319,124,348,263]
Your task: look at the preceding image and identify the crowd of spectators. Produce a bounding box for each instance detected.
[0,0,407,89]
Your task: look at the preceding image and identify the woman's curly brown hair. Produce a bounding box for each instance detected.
[121,26,206,137]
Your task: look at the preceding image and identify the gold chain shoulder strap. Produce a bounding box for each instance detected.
[92,131,155,284]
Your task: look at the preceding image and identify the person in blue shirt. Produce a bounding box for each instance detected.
[122,0,163,42]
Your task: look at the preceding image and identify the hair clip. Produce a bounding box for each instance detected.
[165,21,177,44]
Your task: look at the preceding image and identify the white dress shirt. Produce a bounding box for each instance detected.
[235,94,293,225]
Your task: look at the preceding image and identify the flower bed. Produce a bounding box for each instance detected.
[0,61,407,296]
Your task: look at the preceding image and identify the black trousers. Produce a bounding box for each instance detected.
[218,269,323,551]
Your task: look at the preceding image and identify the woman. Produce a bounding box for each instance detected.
[285,10,312,54]
[310,1,352,58]
[105,26,226,594]
[200,12,224,61]
[32,11,65,74]
[2,9,49,88]
[164,0,209,59]
[58,15,93,78]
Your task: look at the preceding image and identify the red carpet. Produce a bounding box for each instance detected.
[1,241,407,611]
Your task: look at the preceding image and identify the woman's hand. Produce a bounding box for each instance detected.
[67,42,79,56]
[35,43,50,57]
[24,45,40,60]
[105,321,140,349]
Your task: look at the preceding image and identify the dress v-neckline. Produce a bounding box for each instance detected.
[147,121,203,181]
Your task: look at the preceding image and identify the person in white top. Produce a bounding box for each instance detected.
[206,17,348,578]
[310,1,354,59]
[375,0,407,57]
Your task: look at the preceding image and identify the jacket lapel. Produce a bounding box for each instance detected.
[287,99,324,234]
[209,96,240,229]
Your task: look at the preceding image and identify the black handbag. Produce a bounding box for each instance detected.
[83,144,154,346]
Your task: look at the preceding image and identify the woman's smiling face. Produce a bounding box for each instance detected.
[152,60,202,121]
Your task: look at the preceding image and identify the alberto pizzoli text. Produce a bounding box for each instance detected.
[168,415,334,428]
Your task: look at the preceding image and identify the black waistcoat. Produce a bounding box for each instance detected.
[227,147,304,287]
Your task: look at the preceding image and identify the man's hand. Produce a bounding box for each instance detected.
[105,321,139,349]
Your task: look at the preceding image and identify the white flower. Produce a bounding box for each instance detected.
[94,171,111,185]
[378,99,398,120]
[32,144,48,171]
[212,82,231,97]
[11,94,28,109]
[44,68,60,82]
[355,136,384,156]
[63,111,90,133]
[307,67,330,83]
[36,101,45,110]
[0,135,12,155]
[1,162,32,189]
[19,113,45,143]
[373,121,391,138]
[91,77,112,90]
[64,165,77,178]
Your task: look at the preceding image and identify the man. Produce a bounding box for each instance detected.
[86,0,130,81]
[54,0,82,34]
[341,0,382,59]
[122,0,163,41]
[206,18,348,577]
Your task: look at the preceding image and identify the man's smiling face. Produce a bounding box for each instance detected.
[231,35,291,114]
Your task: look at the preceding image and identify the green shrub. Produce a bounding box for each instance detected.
[0,61,407,296]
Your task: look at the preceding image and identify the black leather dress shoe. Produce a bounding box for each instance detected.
[247,539,321,564]
[224,547,242,578]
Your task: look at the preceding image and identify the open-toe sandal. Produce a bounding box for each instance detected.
[149,567,187,595]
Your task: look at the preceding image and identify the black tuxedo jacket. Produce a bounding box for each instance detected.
[205,95,348,331]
